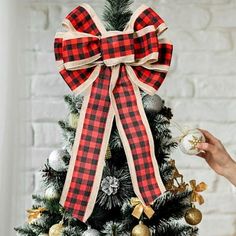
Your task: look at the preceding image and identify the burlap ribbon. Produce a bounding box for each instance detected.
[54,3,173,222]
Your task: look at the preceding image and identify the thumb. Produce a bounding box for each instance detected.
[196,142,215,153]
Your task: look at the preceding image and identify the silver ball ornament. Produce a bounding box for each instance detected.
[142,94,164,113]
[82,226,100,236]
[179,129,205,155]
[48,149,68,172]
[45,186,60,200]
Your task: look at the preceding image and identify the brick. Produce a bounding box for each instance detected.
[26,147,52,171]
[204,193,236,214]
[31,74,70,97]
[155,5,210,30]
[48,4,63,31]
[211,7,236,28]
[198,215,236,236]
[178,52,236,75]
[158,74,194,98]
[27,5,48,31]
[198,122,236,145]
[25,30,55,52]
[33,122,62,147]
[158,0,230,4]
[23,52,37,75]
[32,99,67,122]
[36,52,57,74]
[194,75,236,98]
[170,99,236,122]
[24,171,36,195]
[169,30,232,52]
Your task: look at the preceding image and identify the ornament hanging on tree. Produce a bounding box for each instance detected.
[142,94,164,114]
[68,113,79,129]
[101,176,119,196]
[27,207,47,224]
[39,234,49,236]
[45,186,60,200]
[131,221,151,236]
[82,226,100,236]
[96,166,133,210]
[185,205,202,225]
[49,221,64,236]
[130,197,155,220]
[189,179,207,205]
[48,149,68,172]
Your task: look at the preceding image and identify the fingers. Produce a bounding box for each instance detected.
[196,142,216,153]
[196,151,206,159]
[197,128,220,145]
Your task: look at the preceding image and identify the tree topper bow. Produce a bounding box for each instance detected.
[54,3,173,222]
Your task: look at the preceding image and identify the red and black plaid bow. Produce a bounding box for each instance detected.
[54,3,173,222]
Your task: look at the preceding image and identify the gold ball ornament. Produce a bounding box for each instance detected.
[131,221,151,236]
[179,129,205,155]
[49,221,64,236]
[185,207,202,225]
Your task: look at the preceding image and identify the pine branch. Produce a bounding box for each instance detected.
[14,224,36,236]
[32,194,62,215]
[150,191,192,224]
[103,0,133,31]
[41,162,67,190]
[64,94,83,114]
[62,226,83,236]
[155,221,198,236]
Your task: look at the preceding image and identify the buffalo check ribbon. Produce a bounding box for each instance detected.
[54,3,173,222]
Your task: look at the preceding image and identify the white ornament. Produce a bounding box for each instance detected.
[69,113,79,129]
[48,149,68,172]
[45,186,60,200]
[39,234,49,236]
[82,226,100,236]
[179,129,205,155]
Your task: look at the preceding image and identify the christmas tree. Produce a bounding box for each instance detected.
[15,0,205,235]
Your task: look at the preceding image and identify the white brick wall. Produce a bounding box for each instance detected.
[23,0,236,235]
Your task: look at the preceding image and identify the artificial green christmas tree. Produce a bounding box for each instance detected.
[15,0,205,235]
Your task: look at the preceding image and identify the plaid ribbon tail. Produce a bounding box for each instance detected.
[110,65,166,206]
[60,66,115,222]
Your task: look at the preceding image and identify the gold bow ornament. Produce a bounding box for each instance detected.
[189,180,207,205]
[130,197,155,219]
[27,207,47,224]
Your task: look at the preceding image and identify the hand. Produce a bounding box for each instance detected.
[196,129,236,186]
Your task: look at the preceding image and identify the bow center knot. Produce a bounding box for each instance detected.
[100,32,135,67]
